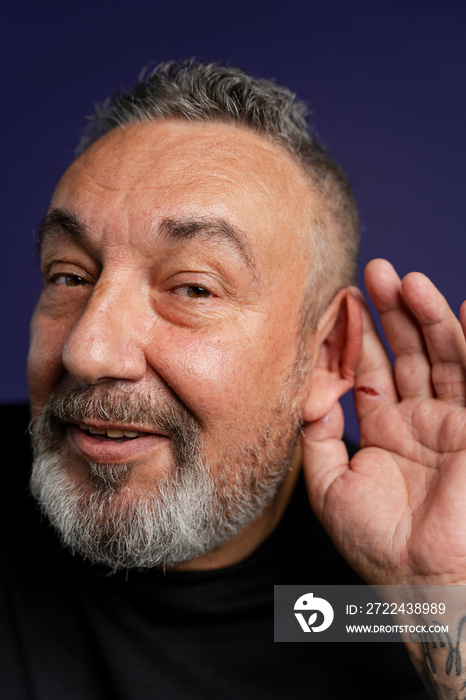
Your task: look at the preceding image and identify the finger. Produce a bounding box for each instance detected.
[460,300,466,337]
[301,402,349,517]
[401,271,466,403]
[364,259,433,400]
[350,287,399,421]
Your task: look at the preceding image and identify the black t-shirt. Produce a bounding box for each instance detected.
[0,404,427,699]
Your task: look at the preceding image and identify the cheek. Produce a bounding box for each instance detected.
[150,323,299,436]
[27,310,69,415]
[148,334,244,418]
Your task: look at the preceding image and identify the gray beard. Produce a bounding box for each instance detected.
[29,383,301,572]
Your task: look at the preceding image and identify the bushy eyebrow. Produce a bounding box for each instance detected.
[37,208,92,253]
[37,209,258,281]
[158,216,257,279]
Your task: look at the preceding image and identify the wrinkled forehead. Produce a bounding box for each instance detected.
[50,120,317,278]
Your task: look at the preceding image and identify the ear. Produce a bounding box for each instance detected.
[302,288,363,423]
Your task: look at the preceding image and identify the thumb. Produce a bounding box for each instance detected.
[301,402,351,518]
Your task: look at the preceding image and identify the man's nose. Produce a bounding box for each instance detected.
[61,278,148,385]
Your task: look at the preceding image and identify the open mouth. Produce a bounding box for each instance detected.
[78,425,149,442]
[62,420,171,465]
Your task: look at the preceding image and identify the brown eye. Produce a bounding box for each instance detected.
[54,274,88,287]
[186,286,211,298]
[174,285,212,299]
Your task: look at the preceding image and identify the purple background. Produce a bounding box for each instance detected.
[2,0,466,440]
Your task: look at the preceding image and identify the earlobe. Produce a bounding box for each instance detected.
[302,288,363,423]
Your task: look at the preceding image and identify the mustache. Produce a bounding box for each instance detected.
[30,382,202,463]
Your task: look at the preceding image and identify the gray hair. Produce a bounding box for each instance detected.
[78,59,360,329]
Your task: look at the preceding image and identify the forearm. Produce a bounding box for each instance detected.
[405,635,466,700]
[373,588,466,699]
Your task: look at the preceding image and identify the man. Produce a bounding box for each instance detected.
[3,60,465,698]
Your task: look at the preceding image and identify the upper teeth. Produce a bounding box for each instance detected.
[80,425,140,438]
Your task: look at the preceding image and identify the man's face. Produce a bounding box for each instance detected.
[28,120,319,571]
